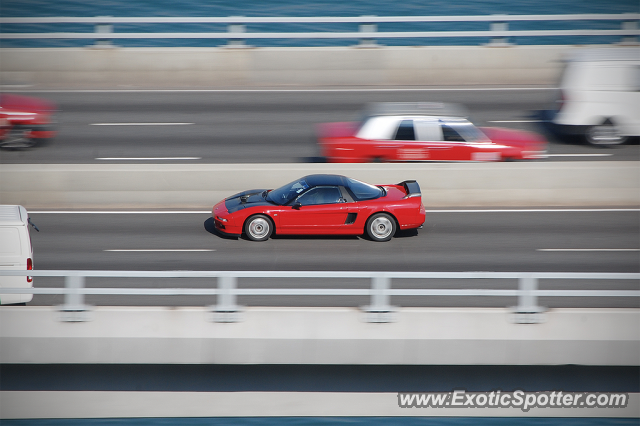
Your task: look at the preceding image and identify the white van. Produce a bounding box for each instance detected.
[552,47,640,145]
[0,205,35,304]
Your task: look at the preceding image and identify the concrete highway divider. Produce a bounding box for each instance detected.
[0,45,574,88]
[0,162,638,209]
[1,306,638,365]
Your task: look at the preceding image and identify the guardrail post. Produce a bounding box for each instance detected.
[94,16,114,48]
[358,16,378,47]
[210,274,242,322]
[362,274,397,322]
[227,17,247,48]
[621,20,638,44]
[511,274,545,324]
[59,275,92,322]
[489,17,510,46]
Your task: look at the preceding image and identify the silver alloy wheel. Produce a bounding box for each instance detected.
[369,215,393,240]
[585,123,626,146]
[247,216,270,240]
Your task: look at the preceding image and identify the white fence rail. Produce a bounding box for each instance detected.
[1,14,638,46]
[1,270,638,323]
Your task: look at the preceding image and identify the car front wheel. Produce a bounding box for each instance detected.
[365,213,396,242]
[244,214,273,241]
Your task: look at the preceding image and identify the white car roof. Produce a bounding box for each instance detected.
[0,205,29,226]
[357,115,471,140]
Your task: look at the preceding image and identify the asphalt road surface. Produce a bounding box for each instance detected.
[3,88,638,308]
[1,88,638,164]
[26,209,639,308]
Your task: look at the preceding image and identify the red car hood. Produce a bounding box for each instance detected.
[479,126,547,149]
[316,121,359,139]
[0,93,56,113]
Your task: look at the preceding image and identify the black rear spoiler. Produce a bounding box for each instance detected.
[398,180,421,199]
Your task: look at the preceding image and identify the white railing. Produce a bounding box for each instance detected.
[1,270,638,323]
[0,14,638,46]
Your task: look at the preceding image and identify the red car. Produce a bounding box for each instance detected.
[317,102,547,162]
[0,93,57,148]
[212,174,426,242]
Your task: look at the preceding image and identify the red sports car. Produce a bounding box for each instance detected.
[317,102,547,162]
[212,174,426,242]
[0,93,57,148]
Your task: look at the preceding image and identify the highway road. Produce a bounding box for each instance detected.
[1,88,638,164]
[2,88,638,308]
[26,209,639,308]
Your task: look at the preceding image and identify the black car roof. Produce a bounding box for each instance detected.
[302,174,350,187]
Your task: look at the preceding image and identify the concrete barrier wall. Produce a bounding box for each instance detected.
[3,391,639,419]
[0,162,638,209]
[0,44,590,88]
[1,306,638,365]
[3,304,640,420]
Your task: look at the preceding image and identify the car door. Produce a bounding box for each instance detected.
[440,120,496,161]
[413,118,453,160]
[437,121,470,160]
[277,186,349,234]
[391,119,430,161]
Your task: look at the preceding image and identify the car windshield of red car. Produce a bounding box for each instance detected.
[266,178,311,205]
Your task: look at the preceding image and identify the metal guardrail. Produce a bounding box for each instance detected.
[1,270,638,323]
[0,14,638,47]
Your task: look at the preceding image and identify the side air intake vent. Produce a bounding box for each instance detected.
[345,213,357,225]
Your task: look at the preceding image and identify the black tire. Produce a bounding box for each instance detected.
[1,126,36,148]
[365,213,396,242]
[244,214,273,242]
[585,120,627,146]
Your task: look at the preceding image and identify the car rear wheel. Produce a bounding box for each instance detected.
[1,127,36,148]
[585,120,627,146]
[244,214,273,242]
[365,213,396,242]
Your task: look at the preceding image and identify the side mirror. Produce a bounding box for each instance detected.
[292,202,302,210]
[28,218,40,232]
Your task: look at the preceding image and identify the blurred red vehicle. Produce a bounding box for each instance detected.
[0,93,57,148]
[317,103,547,162]
[212,174,426,242]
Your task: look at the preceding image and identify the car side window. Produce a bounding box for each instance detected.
[296,186,343,206]
[394,120,415,141]
[441,124,465,142]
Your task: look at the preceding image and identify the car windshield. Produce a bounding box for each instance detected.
[346,178,383,200]
[266,178,310,205]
